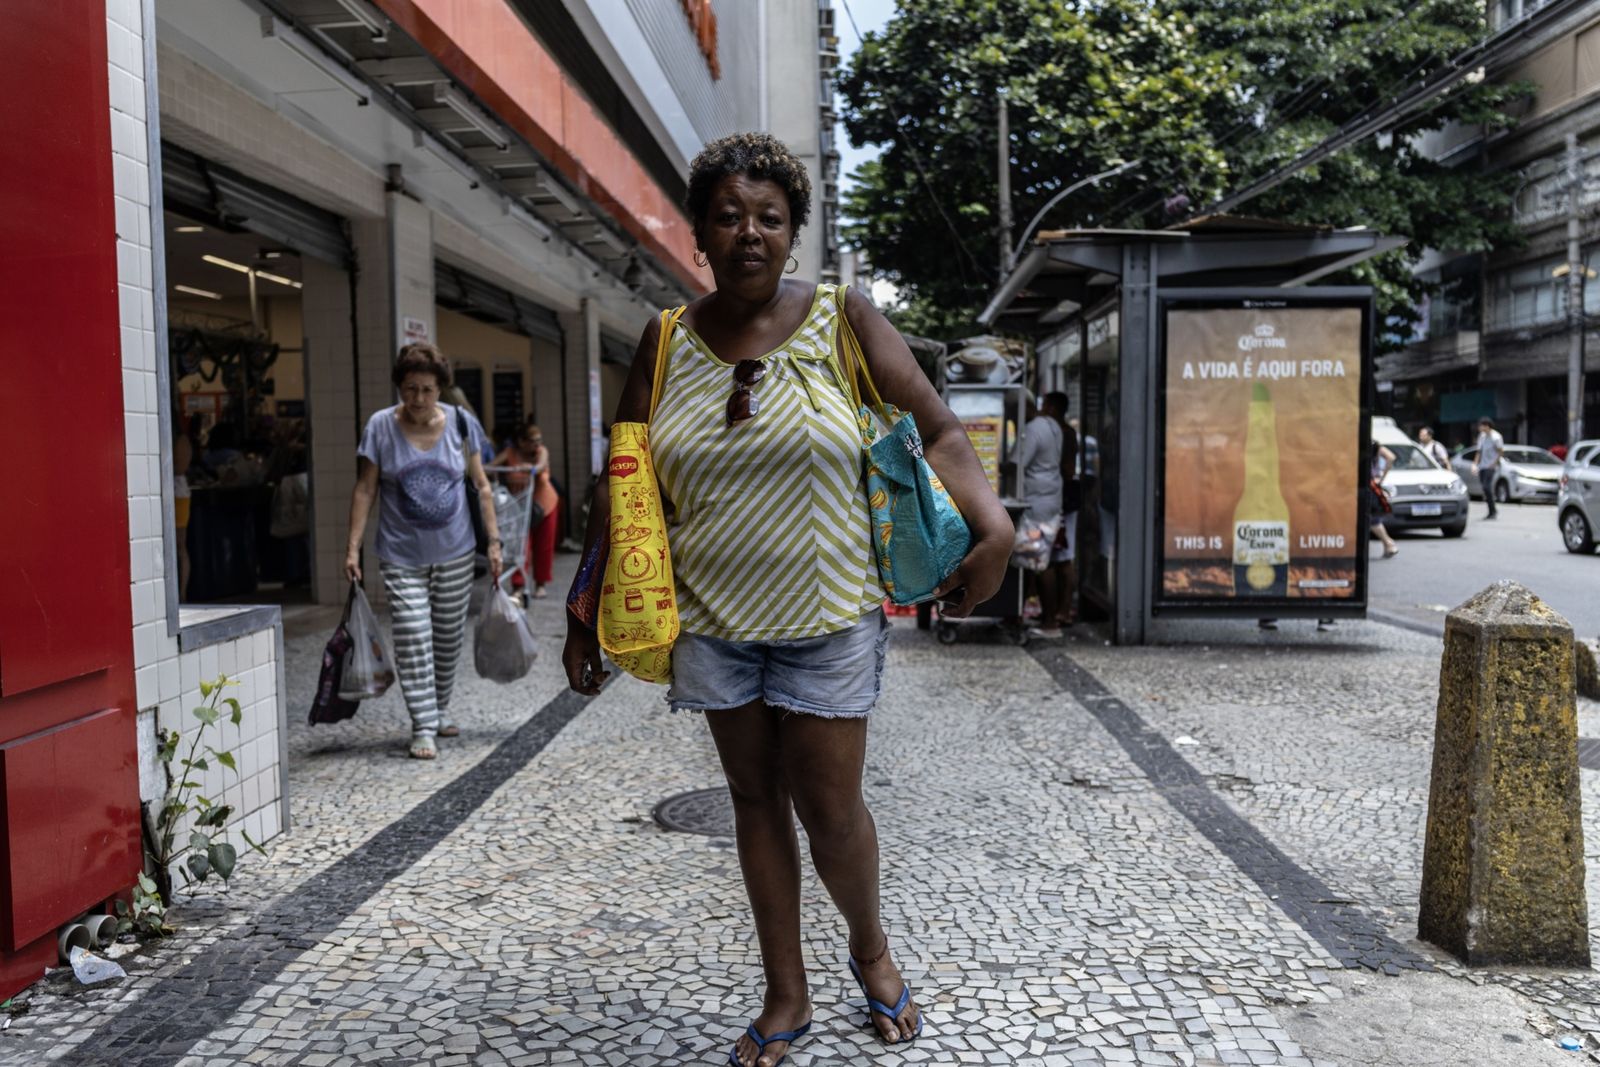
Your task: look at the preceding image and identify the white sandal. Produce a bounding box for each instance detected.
[409,735,438,760]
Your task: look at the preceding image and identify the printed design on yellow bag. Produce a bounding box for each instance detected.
[598,425,679,683]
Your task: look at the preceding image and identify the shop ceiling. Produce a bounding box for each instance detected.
[165,211,303,302]
[241,0,684,309]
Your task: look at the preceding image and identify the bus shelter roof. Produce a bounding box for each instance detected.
[978,216,1405,333]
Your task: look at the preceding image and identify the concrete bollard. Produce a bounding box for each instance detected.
[1418,580,1590,966]
[1576,638,1600,701]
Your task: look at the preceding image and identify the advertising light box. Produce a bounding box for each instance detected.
[1155,293,1372,612]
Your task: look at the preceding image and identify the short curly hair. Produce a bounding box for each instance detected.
[686,132,812,244]
[392,341,452,389]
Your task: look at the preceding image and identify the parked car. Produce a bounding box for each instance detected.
[1449,444,1564,504]
[1562,438,1600,474]
[1558,448,1600,553]
[1378,443,1471,537]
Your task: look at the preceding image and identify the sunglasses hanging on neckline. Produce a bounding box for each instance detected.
[726,358,767,426]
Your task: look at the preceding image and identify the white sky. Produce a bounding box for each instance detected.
[833,0,895,201]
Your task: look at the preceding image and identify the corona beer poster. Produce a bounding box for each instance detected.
[1161,302,1365,602]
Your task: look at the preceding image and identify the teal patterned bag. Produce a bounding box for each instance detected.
[836,289,972,605]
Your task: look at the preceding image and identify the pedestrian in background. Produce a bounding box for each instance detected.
[344,342,502,761]
[1045,391,1078,629]
[563,132,1012,1067]
[1370,441,1401,559]
[1475,417,1504,519]
[1417,426,1448,469]
[493,420,561,599]
[1017,392,1067,639]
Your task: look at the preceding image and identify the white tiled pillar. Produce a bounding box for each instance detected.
[112,0,287,846]
[303,257,357,605]
[557,300,601,539]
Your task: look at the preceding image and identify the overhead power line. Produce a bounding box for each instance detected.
[1203,0,1591,216]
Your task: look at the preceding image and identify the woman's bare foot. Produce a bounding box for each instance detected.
[852,939,920,1043]
[730,994,812,1067]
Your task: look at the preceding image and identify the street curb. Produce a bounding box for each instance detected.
[1368,608,1446,640]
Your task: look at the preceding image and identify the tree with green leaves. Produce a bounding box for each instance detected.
[839,0,1529,340]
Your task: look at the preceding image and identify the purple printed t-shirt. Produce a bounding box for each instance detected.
[357,404,488,566]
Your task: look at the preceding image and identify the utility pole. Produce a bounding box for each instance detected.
[997,88,1013,280]
[1563,133,1588,446]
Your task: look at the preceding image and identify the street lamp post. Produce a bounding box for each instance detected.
[1007,159,1143,273]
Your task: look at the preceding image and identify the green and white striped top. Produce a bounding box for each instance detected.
[652,283,884,641]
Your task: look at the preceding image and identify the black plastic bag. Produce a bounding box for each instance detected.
[475,586,538,683]
[309,618,359,725]
[339,583,396,701]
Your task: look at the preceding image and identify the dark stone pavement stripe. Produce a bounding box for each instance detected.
[74,684,601,1066]
[1028,643,1433,973]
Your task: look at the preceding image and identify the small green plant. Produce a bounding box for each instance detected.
[114,872,172,938]
[146,674,266,908]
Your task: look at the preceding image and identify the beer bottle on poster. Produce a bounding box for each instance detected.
[1232,382,1290,596]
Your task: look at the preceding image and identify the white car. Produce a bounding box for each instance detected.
[1450,444,1564,504]
[1372,419,1470,536]
[1559,448,1600,553]
[1379,444,1471,537]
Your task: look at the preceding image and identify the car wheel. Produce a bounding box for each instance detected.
[1561,509,1596,554]
[1440,521,1467,538]
[1493,480,1511,503]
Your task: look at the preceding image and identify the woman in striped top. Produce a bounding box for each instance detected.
[564,134,1011,1067]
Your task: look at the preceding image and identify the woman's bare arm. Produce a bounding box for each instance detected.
[344,457,380,583]
[563,313,662,693]
[843,287,1013,616]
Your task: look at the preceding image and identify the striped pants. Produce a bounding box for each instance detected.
[379,553,474,739]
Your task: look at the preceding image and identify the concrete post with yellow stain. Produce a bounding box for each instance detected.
[1418,580,1590,966]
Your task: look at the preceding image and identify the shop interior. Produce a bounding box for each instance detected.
[165,209,311,605]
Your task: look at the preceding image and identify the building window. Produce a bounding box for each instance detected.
[1487,254,1567,331]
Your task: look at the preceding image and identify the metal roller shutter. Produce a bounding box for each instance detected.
[435,262,562,344]
[160,142,352,268]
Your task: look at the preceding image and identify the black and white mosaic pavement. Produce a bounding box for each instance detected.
[7,576,1599,1066]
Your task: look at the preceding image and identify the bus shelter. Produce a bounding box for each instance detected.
[979,217,1406,645]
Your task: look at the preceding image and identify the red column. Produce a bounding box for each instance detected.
[0,0,142,998]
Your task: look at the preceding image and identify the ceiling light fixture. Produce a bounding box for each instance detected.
[174,284,223,300]
[260,16,370,106]
[255,270,303,289]
[202,254,252,274]
[175,225,205,233]
[433,84,510,150]
[332,0,388,41]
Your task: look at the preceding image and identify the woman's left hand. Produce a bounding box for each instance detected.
[930,529,1012,618]
[488,540,504,580]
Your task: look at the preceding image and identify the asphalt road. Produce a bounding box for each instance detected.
[1369,495,1600,637]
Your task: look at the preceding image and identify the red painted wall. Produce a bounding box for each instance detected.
[371,0,712,294]
[0,0,142,997]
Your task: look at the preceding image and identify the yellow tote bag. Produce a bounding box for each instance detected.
[597,307,685,684]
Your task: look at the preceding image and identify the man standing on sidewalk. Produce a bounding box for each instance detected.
[1475,417,1504,519]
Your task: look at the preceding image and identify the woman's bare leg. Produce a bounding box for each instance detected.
[780,713,920,1043]
[706,704,813,1067]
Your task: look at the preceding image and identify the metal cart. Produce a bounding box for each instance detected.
[484,464,540,594]
[917,377,1033,645]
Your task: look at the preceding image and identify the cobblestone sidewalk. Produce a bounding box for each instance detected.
[5,573,1598,1066]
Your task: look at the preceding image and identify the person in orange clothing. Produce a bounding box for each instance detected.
[493,420,561,598]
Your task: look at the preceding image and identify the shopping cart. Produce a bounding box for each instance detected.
[484,465,540,594]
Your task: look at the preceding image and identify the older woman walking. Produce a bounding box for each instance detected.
[492,419,561,599]
[345,342,502,760]
[563,133,1011,1067]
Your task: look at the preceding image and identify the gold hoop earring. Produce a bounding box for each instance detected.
[693,250,707,268]
[785,255,799,275]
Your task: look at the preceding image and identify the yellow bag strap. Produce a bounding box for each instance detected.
[836,285,889,418]
[648,305,687,424]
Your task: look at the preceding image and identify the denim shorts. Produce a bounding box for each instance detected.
[668,609,890,719]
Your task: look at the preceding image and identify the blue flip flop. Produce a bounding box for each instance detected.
[848,955,924,1042]
[727,1018,811,1067]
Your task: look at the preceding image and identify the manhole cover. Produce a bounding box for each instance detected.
[1579,738,1600,772]
[652,787,735,836]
